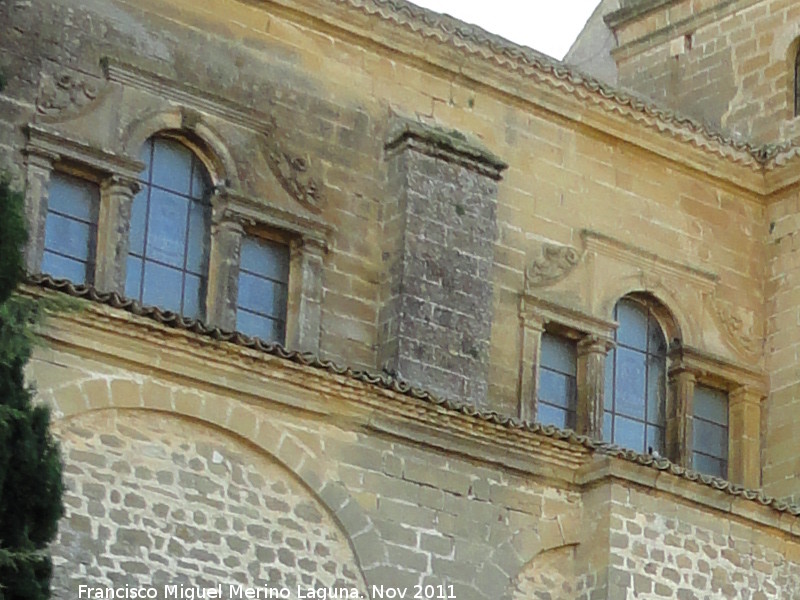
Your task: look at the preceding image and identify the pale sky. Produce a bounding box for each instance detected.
[408,0,602,60]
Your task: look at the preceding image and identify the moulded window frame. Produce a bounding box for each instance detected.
[127,134,215,320]
[40,164,103,286]
[235,225,294,345]
[604,295,670,456]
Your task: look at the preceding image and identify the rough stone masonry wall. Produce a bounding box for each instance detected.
[605,483,800,599]
[52,410,367,597]
[613,0,800,143]
[381,128,503,407]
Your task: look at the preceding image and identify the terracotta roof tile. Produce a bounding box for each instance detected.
[27,273,800,517]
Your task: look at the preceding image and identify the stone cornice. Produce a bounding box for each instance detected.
[23,275,800,522]
[25,124,145,181]
[263,0,800,196]
[385,118,508,179]
[668,344,767,396]
[604,0,680,30]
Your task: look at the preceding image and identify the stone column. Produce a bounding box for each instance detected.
[206,216,244,331]
[666,369,695,467]
[729,386,762,488]
[95,175,139,293]
[286,237,325,354]
[23,149,58,274]
[517,311,545,422]
[576,335,610,438]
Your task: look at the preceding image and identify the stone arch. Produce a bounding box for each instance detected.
[49,376,384,590]
[771,25,800,119]
[121,107,241,188]
[597,275,691,347]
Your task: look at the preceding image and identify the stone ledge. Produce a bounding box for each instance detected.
[385,118,508,180]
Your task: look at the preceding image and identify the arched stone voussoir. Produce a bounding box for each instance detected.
[51,376,380,587]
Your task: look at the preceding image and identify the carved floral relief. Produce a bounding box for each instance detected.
[524,243,582,290]
[36,73,101,117]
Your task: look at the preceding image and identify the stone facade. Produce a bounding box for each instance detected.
[2,0,800,598]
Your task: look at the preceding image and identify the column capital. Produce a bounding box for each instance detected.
[24,147,59,169]
[101,174,141,195]
[291,235,327,257]
[729,386,763,406]
[578,334,613,355]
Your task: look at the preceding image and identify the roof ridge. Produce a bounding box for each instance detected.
[27,274,800,518]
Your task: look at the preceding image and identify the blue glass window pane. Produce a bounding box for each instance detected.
[603,412,612,441]
[539,370,574,409]
[44,214,92,261]
[183,273,203,320]
[186,201,209,274]
[237,273,286,316]
[191,161,208,200]
[604,348,614,411]
[142,262,183,313]
[151,138,193,193]
[693,420,728,459]
[646,353,666,424]
[146,188,189,268]
[240,237,290,281]
[614,415,645,453]
[129,186,148,256]
[540,333,577,375]
[616,299,648,350]
[648,316,668,355]
[237,310,282,342]
[538,403,569,429]
[48,174,96,221]
[693,453,726,479]
[42,251,88,283]
[646,425,664,454]
[694,386,728,425]
[125,256,143,299]
[615,347,646,420]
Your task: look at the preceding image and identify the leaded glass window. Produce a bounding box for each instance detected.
[537,332,577,429]
[692,385,729,478]
[42,172,99,284]
[603,298,667,454]
[126,137,211,319]
[236,236,290,343]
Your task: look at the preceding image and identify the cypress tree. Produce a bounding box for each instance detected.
[0,177,64,599]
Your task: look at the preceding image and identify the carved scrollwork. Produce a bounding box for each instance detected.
[524,243,582,290]
[713,300,760,357]
[266,147,324,212]
[36,73,101,117]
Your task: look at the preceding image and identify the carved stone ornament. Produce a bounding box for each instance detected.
[525,243,582,289]
[36,73,100,116]
[266,147,324,212]
[713,300,760,357]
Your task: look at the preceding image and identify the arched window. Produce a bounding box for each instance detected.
[603,297,667,454]
[795,46,800,117]
[125,136,211,319]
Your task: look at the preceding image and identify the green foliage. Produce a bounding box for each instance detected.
[0,176,27,306]
[0,178,64,599]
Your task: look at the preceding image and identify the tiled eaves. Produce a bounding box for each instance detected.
[28,274,800,518]
[323,0,796,170]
